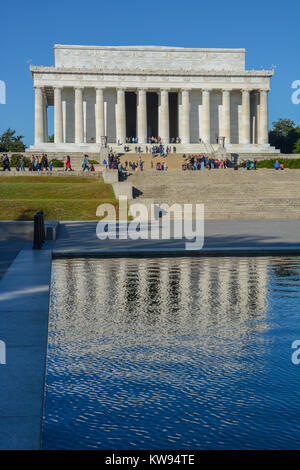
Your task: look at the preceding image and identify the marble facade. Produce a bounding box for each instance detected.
[29,45,276,153]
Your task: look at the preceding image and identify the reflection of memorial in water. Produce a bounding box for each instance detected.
[45,256,300,450]
[50,257,270,342]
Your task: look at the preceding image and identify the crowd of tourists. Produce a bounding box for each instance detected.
[240,159,257,170]
[103,152,144,174]
[122,144,177,155]
[118,136,182,146]
[182,155,231,171]
[1,153,286,173]
[150,145,176,156]
[0,153,97,172]
[147,136,181,144]
[29,154,51,171]
[0,153,53,172]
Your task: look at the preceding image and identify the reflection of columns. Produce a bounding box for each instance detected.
[54,87,63,144]
[241,89,251,144]
[221,89,231,145]
[259,90,269,145]
[95,88,105,143]
[137,89,147,143]
[75,87,84,144]
[181,89,190,144]
[159,89,169,144]
[34,86,44,144]
[201,89,210,144]
[116,88,126,144]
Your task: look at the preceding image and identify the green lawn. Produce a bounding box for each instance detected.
[0,176,117,220]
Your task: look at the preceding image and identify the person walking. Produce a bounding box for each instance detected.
[38,155,42,171]
[65,155,72,171]
[42,154,49,171]
[20,155,25,171]
[34,155,38,171]
[2,154,10,171]
[82,154,90,172]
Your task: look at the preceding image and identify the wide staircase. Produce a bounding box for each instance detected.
[126,169,300,219]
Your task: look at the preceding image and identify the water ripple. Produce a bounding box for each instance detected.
[42,256,300,449]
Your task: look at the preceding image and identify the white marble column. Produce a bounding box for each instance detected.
[241,89,251,144]
[181,89,190,144]
[159,89,169,144]
[83,100,87,143]
[116,88,126,144]
[201,89,210,144]
[259,90,269,145]
[62,100,66,143]
[43,91,48,142]
[54,87,63,144]
[221,89,231,145]
[137,89,147,144]
[34,86,44,145]
[75,87,84,144]
[95,88,105,143]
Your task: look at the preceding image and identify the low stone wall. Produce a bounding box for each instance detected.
[279,154,300,159]
[102,169,119,183]
[112,182,133,199]
[0,221,59,241]
[0,169,103,177]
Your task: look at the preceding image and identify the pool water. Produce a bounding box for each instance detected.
[42,257,300,449]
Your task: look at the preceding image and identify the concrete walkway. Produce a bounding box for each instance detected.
[53,219,300,257]
[0,242,53,449]
[0,240,27,279]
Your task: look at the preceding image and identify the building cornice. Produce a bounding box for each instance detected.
[30,65,274,77]
[53,44,246,53]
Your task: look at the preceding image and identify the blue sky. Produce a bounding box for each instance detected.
[0,0,299,146]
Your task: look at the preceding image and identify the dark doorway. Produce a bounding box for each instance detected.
[147,92,158,140]
[125,92,137,139]
[169,92,178,141]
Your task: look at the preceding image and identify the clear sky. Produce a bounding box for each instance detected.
[1,0,299,146]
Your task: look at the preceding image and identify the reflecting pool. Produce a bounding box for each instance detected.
[42,257,300,449]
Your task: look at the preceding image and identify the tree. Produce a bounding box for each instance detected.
[0,128,26,152]
[269,119,300,154]
[293,138,300,154]
[48,134,54,142]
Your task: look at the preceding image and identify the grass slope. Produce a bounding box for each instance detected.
[0,176,117,220]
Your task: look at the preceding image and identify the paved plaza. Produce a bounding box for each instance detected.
[53,219,300,256]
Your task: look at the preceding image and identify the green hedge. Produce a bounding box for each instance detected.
[88,159,99,165]
[50,159,64,168]
[256,158,300,169]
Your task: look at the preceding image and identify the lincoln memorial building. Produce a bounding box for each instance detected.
[29,44,277,154]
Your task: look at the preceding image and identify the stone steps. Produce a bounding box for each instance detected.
[126,169,300,219]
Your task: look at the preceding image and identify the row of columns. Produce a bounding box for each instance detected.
[34,86,269,146]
